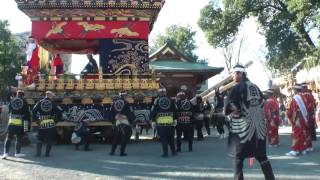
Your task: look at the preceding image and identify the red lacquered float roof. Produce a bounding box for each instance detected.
[15,0,165,53]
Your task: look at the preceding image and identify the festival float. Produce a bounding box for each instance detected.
[15,0,165,141]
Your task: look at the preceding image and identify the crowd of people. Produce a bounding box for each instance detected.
[263,82,318,157]
[2,64,320,180]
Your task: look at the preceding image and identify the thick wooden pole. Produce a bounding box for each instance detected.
[193,61,253,101]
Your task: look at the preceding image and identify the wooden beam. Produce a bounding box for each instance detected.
[192,61,253,102]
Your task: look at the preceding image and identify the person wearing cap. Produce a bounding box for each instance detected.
[193,95,205,141]
[263,89,281,147]
[2,90,31,159]
[175,91,194,152]
[32,91,62,157]
[286,84,309,156]
[109,91,135,156]
[150,87,177,157]
[301,83,317,144]
[225,64,275,180]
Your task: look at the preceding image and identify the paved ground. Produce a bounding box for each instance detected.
[0,127,319,180]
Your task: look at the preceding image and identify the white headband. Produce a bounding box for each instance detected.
[294,85,303,90]
[233,67,246,73]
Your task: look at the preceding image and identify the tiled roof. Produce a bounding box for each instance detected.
[149,42,195,62]
[150,60,224,73]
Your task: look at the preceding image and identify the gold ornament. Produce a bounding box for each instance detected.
[76,79,84,90]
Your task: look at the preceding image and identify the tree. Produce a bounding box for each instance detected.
[198,0,320,73]
[0,20,25,100]
[220,35,246,72]
[150,25,199,61]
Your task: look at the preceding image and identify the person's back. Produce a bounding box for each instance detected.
[82,55,98,74]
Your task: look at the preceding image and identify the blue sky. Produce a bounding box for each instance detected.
[0,0,271,90]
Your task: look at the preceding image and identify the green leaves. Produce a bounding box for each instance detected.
[150,25,198,61]
[199,2,243,48]
[198,0,320,73]
[0,20,25,100]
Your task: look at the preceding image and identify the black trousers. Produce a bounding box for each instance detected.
[216,117,225,135]
[111,124,132,155]
[36,127,56,157]
[194,120,204,140]
[157,126,176,156]
[234,155,275,180]
[204,117,211,135]
[4,125,23,154]
[75,131,91,150]
[176,123,193,151]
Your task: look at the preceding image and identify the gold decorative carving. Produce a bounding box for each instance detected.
[81,97,93,104]
[46,80,56,90]
[77,22,105,32]
[95,80,106,90]
[36,79,46,90]
[76,79,84,90]
[140,79,149,89]
[125,97,134,104]
[123,78,132,90]
[102,97,113,104]
[65,79,74,90]
[151,79,159,89]
[110,27,139,37]
[56,79,65,90]
[46,22,67,38]
[86,79,95,90]
[106,79,114,90]
[62,98,73,104]
[132,78,140,89]
[114,77,122,89]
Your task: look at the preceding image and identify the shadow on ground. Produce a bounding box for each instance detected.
[0,128,319,180]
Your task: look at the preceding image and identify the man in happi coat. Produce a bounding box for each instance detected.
[32,91,62,157]
[225,64,275,180]
[263,89,281,147]
[175,91,194,152]
[286,84,308,156]
[193,96,205,141]
[213,88,227,139]
[109,91,135,156]
[150,87,177,157]
[2,90,30,159]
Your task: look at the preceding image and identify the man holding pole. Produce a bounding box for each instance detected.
[225,64,275,180]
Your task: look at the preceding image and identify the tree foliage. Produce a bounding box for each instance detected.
[0,20,25,100]
[198,0,320,73]
[150,25,198,61]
